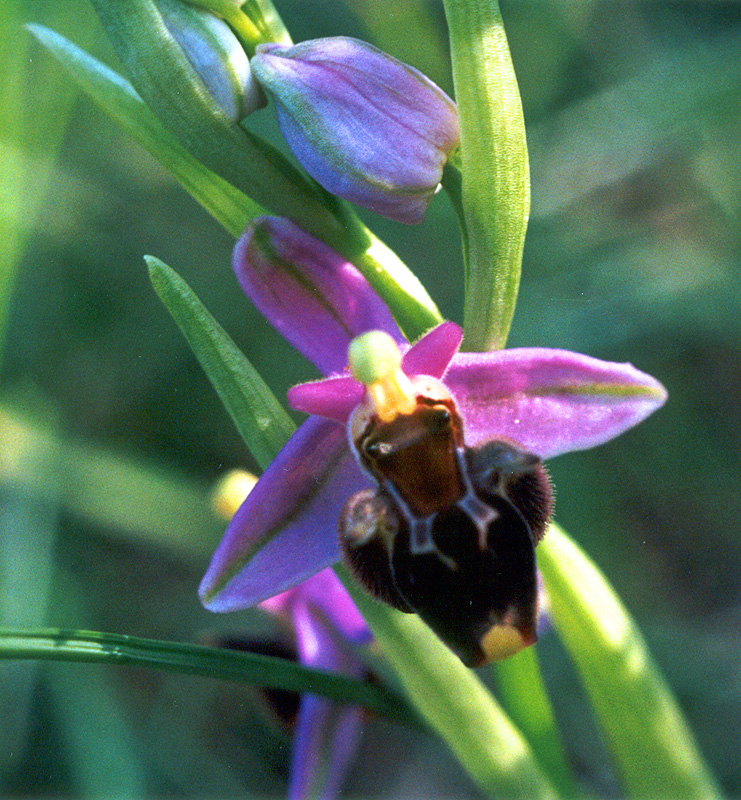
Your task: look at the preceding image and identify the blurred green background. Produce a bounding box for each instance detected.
[1,0,739,797]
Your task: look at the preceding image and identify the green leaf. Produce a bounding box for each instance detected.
[491,648,577,798]
[442,0,529,351]
[147,256,295,470]
[336,565,560,800]
[26,23,260,239]
[538,524,722,800]
[0,627,417,727]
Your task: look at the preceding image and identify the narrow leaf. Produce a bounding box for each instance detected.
[27,23,260,239]
[336,565,560,800]
[147,256,295,471]
[442,0,529,351]
[491,648,577,798]
[0,628,416,726]
[538,524,722,800]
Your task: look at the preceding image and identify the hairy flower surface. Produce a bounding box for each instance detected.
[199,217,667,620]
[250,37,460,223]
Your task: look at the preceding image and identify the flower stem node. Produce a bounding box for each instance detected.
[250,37,460,223]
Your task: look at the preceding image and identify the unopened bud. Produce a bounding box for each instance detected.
[251,37,459,223]
[158,0,265,121]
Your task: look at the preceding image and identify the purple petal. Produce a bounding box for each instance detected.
[287,603,367,799]
[292,599,364,672]
[252,38,459,223]
[298,570,371,645]
[287,375,363,423]
[288,695,365,800]
[260,569,371,647]
[234,217,404,376]
[199,417,370,610]
[402,321,462,378]
[444,348,667,459]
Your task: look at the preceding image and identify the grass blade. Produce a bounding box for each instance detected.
[539,523,721,799]
[0,627,417,727]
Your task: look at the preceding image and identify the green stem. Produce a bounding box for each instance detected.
[491,648,578,798]
[443,0,529,351]
[539,524,722,799]
[341,220,444,342]
[0,627,418,727]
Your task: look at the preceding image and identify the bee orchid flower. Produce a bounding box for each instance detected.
[199,216,667,664]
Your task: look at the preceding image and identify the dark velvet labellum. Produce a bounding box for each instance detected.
[340,389,553,667]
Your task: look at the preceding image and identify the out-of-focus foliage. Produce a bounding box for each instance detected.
[1,0,739,797]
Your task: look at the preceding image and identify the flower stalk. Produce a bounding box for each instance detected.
[443,0,529,351]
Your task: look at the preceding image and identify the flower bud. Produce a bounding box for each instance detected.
[234,217,403,376]
[250,37,460,224]
[158,0,265,121]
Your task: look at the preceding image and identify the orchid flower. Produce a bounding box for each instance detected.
[260,568,372,800]
[199,216,666,664]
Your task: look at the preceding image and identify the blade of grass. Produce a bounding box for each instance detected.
[0,627,417,727]
[147,256,295,470]
[539,523,721,800]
